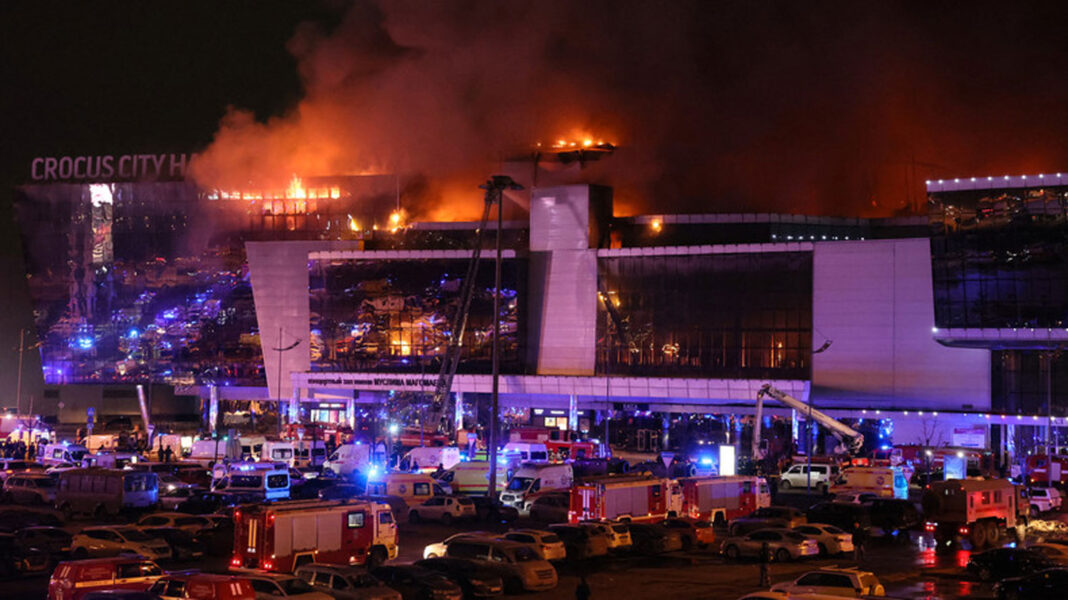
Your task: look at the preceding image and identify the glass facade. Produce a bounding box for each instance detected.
[597,252,812,379]
[992,350,1068,416]
[309,258,524,374]
[929,185,1068,329]
[15,176,402,385]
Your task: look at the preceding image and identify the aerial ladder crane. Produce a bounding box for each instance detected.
[751,383,864,460]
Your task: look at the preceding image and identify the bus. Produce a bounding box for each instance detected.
[55,468,158,517]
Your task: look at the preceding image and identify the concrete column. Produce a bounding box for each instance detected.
[346,397,356,430]
[454,392,465,438]
[662,414,671,450]
[568,394,578,431]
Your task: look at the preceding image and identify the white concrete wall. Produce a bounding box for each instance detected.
[527,186,599,375]
[812,238,990,410]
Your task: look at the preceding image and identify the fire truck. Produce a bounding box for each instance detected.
[569,475,672,523]
[509,427,597,460]
[677,476,771,524]
[921,478,1029,549]
[231,499,398,573]
[1024,454,1068,485]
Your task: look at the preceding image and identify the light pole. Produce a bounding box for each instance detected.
[15,328,41,415]
[272,327,302,433]
[482,175,522,497]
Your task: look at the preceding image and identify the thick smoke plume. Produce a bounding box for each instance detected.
[191,0,1068,219]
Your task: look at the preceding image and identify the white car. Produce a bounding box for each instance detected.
[771,567,885,597]
[157,473,194,492]
[1029,487,1063,514]
[246,572,334,600]
[71,526,171,560]
[500,529,567,561]
[779,464,838,494]
[136,512,214,533]
[408,495,477,524]
[579,521,633,550]
[423,532,499,559]
[792,524,855,556]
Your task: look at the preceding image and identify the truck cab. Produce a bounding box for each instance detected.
[500,463,574,511]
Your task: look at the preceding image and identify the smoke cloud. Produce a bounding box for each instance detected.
[190,0,1068,219]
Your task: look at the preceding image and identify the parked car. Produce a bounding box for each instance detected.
[966,548,1056,582]
[579,521,632,551]
[290,478,342,501]
[71,526,171,561]
[0,460,36,483]
[0,532,51,576]
[148,573,255,600]
[439,537,558,592]
[295,563,401,600]
[155,474,193,493]
[0,508,63,532]
[158,486,205,511]
[546,524,608,559]
[423,533,500,559]
[370,565,463,600]
[81,591,162,600]
[136,513,214,534]
[468,496,518,524]
[863,498,921,537]
[244,572,333,600]
[770,567,885,597]
[778,464,838,494]
[804,502,871,533]
[626,523,683,555]
[526,493,569,522]
[174,490,254,514]
[1029,487,1064,515]
[499,529,566,561]
[408,496,476,525]
[994,567,1068,600]
[139,527,205,561]
[49,557,165,600]
[1029,542,1068,565]
[661,517,715,549]
[792,524,855,556]
[831,492,877,504]
[414,557,504,598]
[720,528,820,562]
[3,473,57,504]
[14,526,73,559]
[729,506,808,536]
[317,483,363,501]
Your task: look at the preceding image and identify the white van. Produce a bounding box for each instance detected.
[293,440,327,468]
[261,441,296,467]
[188,438,241,467]
[830,466,908,500]
[40,443,90,467]
[499,463,573,510]
[400,447,462,473]
[323,443,372,477]
[502,443,549,463]
[212,461,290,500]
[436,461,510,494]
[84,434,119,453]
[238,435,266,461]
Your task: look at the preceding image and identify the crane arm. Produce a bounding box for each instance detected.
[754,383,865,456]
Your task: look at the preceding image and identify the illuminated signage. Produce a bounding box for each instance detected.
[29,153,194,183]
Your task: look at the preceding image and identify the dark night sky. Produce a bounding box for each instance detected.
[2,1,1067,400]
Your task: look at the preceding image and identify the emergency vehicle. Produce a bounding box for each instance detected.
[435,461,510,494]
[829,466,909,500]
[677,475,771,523]
[48,557,164,600]
[399,446,461,473]
[231,499,398,573]
[569,475,672,523]
[921,478,1029,549]
[508,427,597,460]
[1025,453,1068,485]
[211,461,290,501]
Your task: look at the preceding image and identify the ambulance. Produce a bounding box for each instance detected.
[829,466,909,500]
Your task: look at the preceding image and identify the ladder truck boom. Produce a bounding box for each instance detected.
[752,383,864,459]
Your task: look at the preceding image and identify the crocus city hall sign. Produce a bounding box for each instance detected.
[29,153,194,183]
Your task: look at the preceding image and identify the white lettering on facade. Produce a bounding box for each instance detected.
[28,153,194,182]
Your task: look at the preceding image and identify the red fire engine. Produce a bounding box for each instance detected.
[569,475,671,523]
[921,478,1028,549]
[1025,454,1068,485]
[509,427,597,460]
[677,476,771,524]
[231,499,398,573]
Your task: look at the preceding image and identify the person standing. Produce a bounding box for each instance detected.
[575,574,591,600]
[852,521,867,561]
[759,541,771,587]
[164,445,174,463]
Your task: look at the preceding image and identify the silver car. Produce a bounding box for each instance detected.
[791,523,855,556]
[720,528,819,562]
[295,563,401,600]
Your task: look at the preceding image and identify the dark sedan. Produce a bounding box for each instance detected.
[14,526,72,559]
[318,483,363,501]
[371,565,463,600]
[140,527,206,561]
[995,568,1068,599]
[967,548,1056,582]
[415,557,504,598]
[468,497,518,524]
[804,502,871,533]
[626,523,684,555]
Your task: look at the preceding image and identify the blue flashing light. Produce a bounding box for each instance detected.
[368,466,380,478]
[699,456,714,465]
[127,328,140,338]
[880,444,891,451]
[75,335,95,350]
